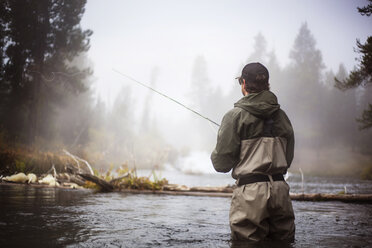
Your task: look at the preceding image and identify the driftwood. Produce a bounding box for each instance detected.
[163,184,192,191]
[109,173,130,184]
[189,186,234,193]
[0,181,90,190]
[78,173,114,192]
[119,187,372,203]
[1,177,371,203]
[290,193,372,203]
[163,185,235,192]
[56,173,86,186]
[120,188,233,198]
[63,149,94,175]
[69,175,86,186]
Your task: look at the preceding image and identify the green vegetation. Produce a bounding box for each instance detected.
[335,0,372,129]
[0,1,371,181]
[361,165,372,180]
[119,174,168,190]
[0,145,170,191]
[0,0,92,145]
[14,160,26,173]
[88,165,169,191]
[0,145,79,175]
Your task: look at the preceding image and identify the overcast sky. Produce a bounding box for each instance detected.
[81,0,370,99]
[78,0,372,172]
[81,0,371,135]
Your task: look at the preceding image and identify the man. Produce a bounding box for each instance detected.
[211,62,295,242]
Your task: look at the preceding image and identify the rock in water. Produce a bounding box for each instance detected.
[38,174,60,186]
[62,182,83,189]
[27,173,37,183]
[3,173,29,183]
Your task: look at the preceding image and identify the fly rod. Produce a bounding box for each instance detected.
[112,68,220,127]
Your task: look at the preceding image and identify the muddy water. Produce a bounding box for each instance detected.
[0,177,372,247]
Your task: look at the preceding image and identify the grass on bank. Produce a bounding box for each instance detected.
[84,165,169,191]
[1,144,371,186]
[0,146,169,191]
[0,146,78,175]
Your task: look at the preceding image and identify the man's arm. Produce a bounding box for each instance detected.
[286,129,295,168]
[282,111,295,168]
[211,109,241,173]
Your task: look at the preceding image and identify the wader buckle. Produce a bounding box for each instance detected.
[237,174,284,186]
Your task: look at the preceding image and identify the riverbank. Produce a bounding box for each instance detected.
[1,147,372,202]
[2,181,372,203]
[1,146,372,181]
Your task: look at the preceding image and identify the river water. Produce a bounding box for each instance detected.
[0,172,372,247]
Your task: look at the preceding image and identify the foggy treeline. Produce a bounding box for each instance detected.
[0,0,92,146]
[0,0,371,176]
[195,24,372,175]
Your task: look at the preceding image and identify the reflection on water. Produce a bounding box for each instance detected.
[287,173,372,194]
[138,170,372,194]
[1,177,372,247]
[0,184,91,247]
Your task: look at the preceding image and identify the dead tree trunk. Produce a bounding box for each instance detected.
[79,173,114,192]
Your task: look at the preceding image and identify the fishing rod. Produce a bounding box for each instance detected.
[112,68,220,127]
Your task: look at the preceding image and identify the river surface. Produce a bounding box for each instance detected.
[0,172,372,247]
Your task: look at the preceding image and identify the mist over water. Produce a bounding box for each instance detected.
[1,2,372,247]
[86,41,372,178]
[165,151,216,175]
[1,1,371,179]
[73,1,372,177]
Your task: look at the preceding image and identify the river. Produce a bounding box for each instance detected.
[0,172,371,247]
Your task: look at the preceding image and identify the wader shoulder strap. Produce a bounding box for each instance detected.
[262,118,274,137]
[235,106,277,138]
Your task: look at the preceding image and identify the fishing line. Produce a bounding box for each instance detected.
[112,68,221,127]
[207,118,219,135]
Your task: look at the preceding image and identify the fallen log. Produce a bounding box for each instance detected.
[78,173,114,192]
[109,173,130,184]
[119,188,233,198]
[189,186,233,193]
[290,193,372,203]
[118,187,372,203]
[63,149,94,175]
[0,181,91,190]
[1,180,371,203]
[163,184,191,191]
[56,173,85,186]
[69,175,86,186]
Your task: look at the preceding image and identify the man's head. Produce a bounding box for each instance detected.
[237,62,270,95]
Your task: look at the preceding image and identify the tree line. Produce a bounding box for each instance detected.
[0,0,92,146]
[0,0,370,173]
[193,23,371,154]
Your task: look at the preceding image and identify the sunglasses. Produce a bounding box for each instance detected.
[235,77,244,85]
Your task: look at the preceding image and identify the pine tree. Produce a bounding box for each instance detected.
[335,0,372,130]
[0,0,92,144]
[247,33,267,63]
[287,23,325,149]
[0,1,10,119]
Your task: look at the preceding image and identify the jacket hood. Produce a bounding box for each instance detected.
[234,90,280,119]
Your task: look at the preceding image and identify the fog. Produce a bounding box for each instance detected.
[75,0,372,176]
[2,1,370,177]
[81,0,371,103]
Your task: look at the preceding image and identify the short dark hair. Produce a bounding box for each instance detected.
[240,62,270,93]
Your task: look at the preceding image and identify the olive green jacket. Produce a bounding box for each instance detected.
[211,90,294,179]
